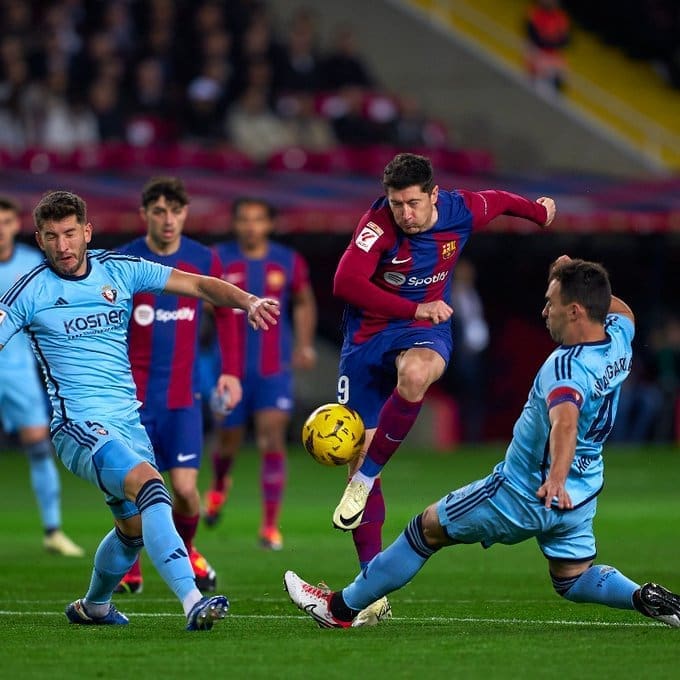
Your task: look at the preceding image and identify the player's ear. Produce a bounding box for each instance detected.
[34,230,44,251]
[84,222,93,243]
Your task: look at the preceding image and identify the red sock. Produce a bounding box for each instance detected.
[127,555,143,579]
[352,478,385,568]
[212,451,234,493]
[361,389,423,474]
[262,451,286,529]
[172,511,199,551]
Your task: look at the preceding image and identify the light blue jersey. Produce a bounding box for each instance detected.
[0,243,44,368]
[498,313,635,509]
[0,243,49,431]
[0,249,172,429]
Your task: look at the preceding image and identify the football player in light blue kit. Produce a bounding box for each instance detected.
[0,191,279,630]
[285,256,680,628]
[0,196,84,557]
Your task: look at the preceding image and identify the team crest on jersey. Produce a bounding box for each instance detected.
[266,270,286,291]
[101,285,118,303]
[441,241,457,259]
[356,221,383,253]
[0,309,6,325]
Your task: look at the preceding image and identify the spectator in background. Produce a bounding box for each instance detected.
[331,86,392,146]
[125,56,177,146]
[274,8,322,95]
[277,92,337,151]
[650,314,680,440]
[88,76,126,141]
[225,60,295,163]
[182,66,229,145]
[41,71,99,152]
[447,258,489,442]
[321,24,374,90]
[525,0,571,93]
[391,95,448,149]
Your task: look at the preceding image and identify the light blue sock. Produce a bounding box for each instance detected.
[560,564,639,610]
[343,515,438,611]
[26,439,61,531]
[136,479,198,603]
[85,528,142,605]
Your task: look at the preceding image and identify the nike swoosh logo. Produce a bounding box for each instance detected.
[391,256,412,264]
[336,510,364,527]
[385,434,403,443]
[413,341,434,345]
[177,453,197,462]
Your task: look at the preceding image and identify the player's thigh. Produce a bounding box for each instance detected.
[253,407,290,449]
[168,465,199,500]
[436,473,536,547]
[53,418,153,520]
[217,425,246,456]
[537,498,597,565]
[396,347,447,392]
[338,344,395,428]
[0,368,48,433]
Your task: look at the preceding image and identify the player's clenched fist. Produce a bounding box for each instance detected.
[536,196,556,227]
[414,300,453,325]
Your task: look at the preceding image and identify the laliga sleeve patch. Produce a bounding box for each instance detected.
[355,222,383,253]
[547,386,583,411]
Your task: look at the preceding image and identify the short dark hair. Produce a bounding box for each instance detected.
[382,153,435,194]
[0,196,20,214]
[141,176,189,209]
[550,259,611,324]
[33,191,87,230]
[231,197,277,220]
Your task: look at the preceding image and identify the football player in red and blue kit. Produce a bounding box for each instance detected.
[115,177,241,593]
[332,153,556,581]
[203,198,317,550]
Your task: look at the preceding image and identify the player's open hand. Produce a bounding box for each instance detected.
[536,478,573,510]
[536,197,556,227]
[247,296,280,330]
[414,300,453,325]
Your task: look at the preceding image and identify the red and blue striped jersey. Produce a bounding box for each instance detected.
[335,189,548,344]
[119,236,225,409]
[215,240,310,378]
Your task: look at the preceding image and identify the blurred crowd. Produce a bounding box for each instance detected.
[562,0,680,89]
[0,0,449,161]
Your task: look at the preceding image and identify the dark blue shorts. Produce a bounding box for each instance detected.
[219,371,294,428]
[140,404,203,471]
[338,327,451,428]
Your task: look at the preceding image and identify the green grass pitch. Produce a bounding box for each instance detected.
[0,443,679,679]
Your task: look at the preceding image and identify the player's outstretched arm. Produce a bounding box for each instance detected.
[164,268,280,330]
[609,295,635,325]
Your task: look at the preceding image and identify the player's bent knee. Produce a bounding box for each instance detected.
[550,567,590,599]
[124,462,163,500]
[115,524,144,549]
[421,505,450,548]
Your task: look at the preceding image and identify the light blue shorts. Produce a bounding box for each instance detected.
[436,471,597,562]
[52,416,156,520]
[0,364,49,432]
